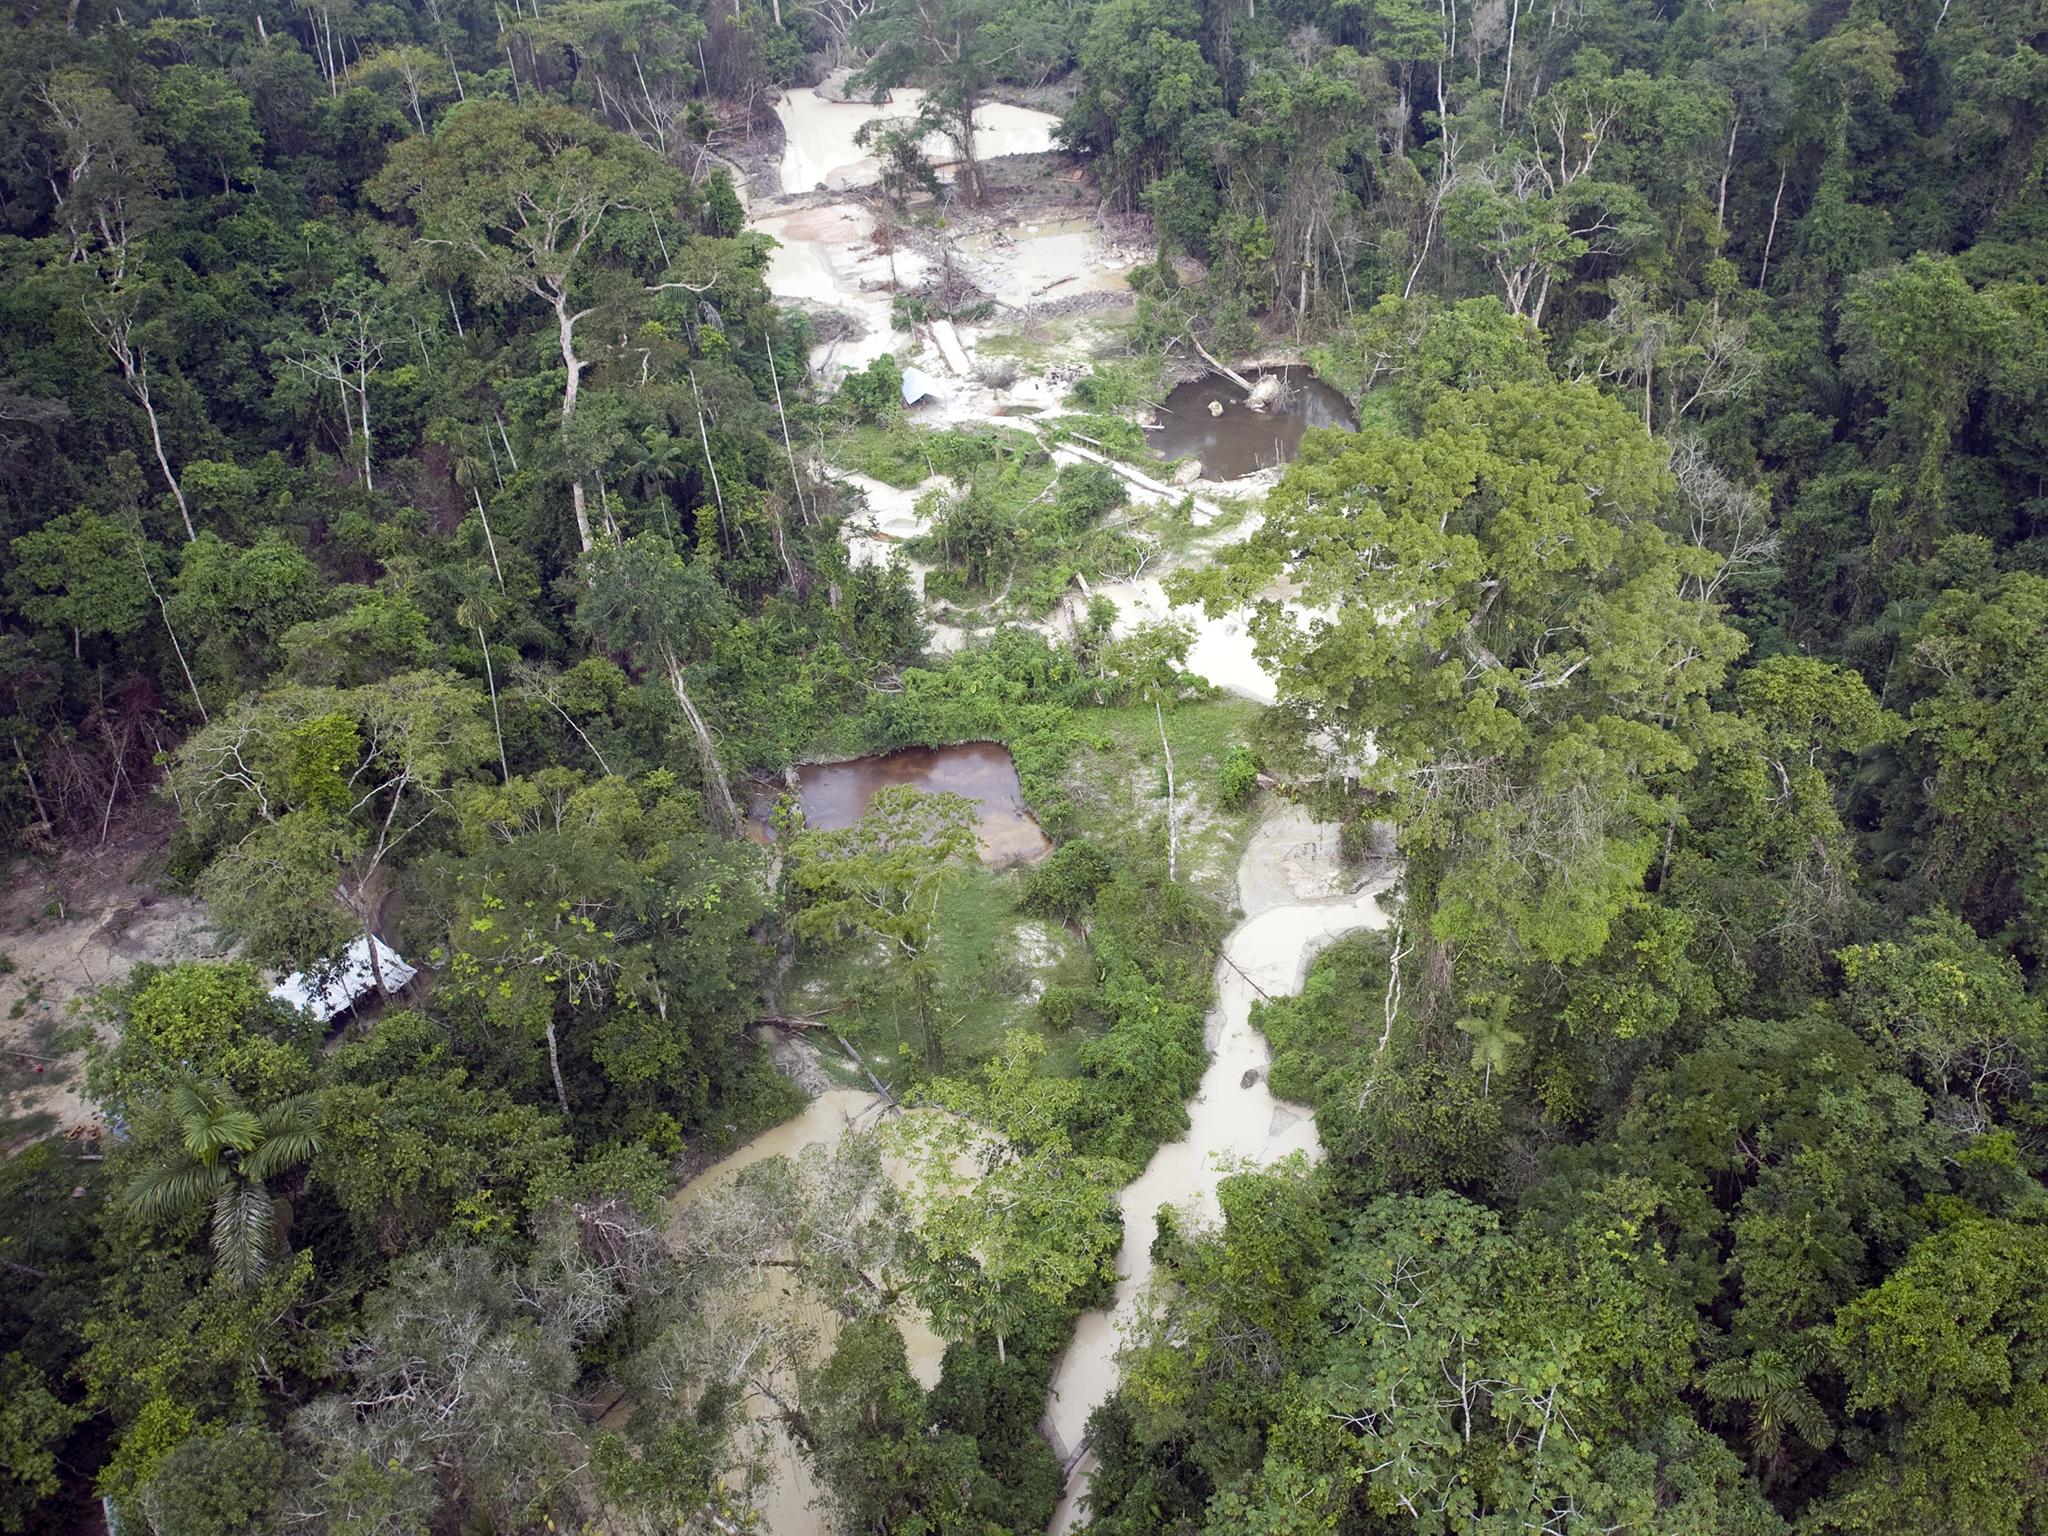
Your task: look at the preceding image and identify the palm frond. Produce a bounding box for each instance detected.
[187,1106,263,1163]
[1699,1356,1766,1403]
[167,1078,214,1123]
[257,1092,322,1135]
[245,1124,324,1181]
[126,1157,231,1221]
[211,1180,278,1291]
[1777,1383,1835,1451]
[169,1079,263,1162]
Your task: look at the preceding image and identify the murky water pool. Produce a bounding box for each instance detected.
[798,742,1050,865]
[1150,366,1355,480]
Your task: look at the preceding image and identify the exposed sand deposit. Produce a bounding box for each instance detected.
[1,813,225,1147]
[777,87,1060,195]
[753,202,933,374]
[958,218,1137,308]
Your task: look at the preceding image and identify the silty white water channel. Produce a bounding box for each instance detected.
[1040,805,1395,1530]
[709,96,1398,1532]
[674,806,1392,1536]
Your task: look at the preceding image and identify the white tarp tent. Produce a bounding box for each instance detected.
[269,936,416,1023]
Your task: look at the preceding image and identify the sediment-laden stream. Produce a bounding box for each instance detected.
[666,802,1392,1536]
[711,104,1395,1535]
[1042,804,1395,1531]
[670,1091,952,1535]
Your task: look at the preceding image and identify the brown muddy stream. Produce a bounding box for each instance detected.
[797,742,1051,865]
[1151,366,1355,480]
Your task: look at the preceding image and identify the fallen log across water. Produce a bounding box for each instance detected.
[833,1028,898,1107]
[1190,334,1253,392]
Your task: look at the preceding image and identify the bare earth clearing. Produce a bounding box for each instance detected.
[0,806,223,1146]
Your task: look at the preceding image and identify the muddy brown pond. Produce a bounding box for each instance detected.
[1151,366,1356,480]
[796,742,1051,865]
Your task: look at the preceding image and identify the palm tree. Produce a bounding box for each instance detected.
[1454,1014,1525,1098]
[125,1080,323,1290]
[1700,1346,1835,1484]
[622,427,689,502]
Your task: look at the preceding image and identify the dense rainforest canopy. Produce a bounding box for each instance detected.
[0,0,2045,1532]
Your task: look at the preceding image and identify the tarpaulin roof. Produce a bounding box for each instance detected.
[269,936,416,1023]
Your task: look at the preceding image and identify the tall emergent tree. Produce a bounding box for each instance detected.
[371,103,689,553]
[1177,364,1743,988]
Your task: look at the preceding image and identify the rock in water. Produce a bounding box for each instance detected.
[1240,1067,1263,1089]
[1207,398,1225,417]
[1246,373,1286,412]
[1171,459,1203,486]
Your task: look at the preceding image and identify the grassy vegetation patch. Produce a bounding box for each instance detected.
[912,460,1145,617]
[1067,355,1167,413]
[776,653,1268,1127]
[781,865,1092,1092]
[1067,695,1269,901]
[835,421,1043,490]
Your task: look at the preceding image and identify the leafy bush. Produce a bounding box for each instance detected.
[89,963,321,1116]
[1022,839,1114,919]
[1218,745,1262,809]
[912,457,1137,615]
[703,168,744,237]
[136,1424,283,1536]
[1067,356,1164,412]
[1048,462,1127,536]
[1035,983,1102,1033]
[837,353,905,424]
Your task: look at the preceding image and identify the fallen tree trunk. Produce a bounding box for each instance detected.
[661,648,743,834]
[1051,438,1223,523]
[832,1028,898,1107]
[1190,334,1252,392]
